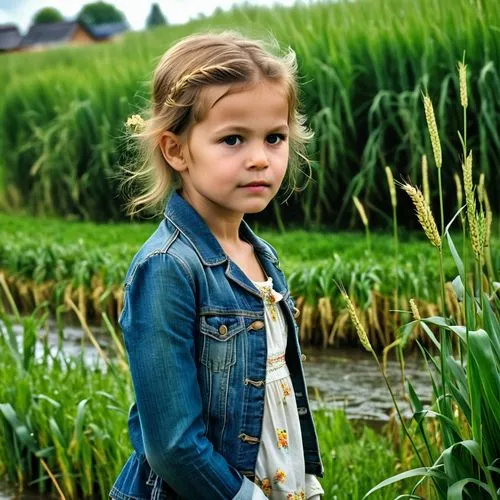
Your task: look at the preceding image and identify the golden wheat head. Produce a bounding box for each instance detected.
[458,61,468,109]
[335,281,373,353]
[462,152,482,261]
[410,298,421,321]
[353,196,369,227]
[385,166,397,208]
[421,154,430,205]
[423,94,442,169]
[399,182,441,248]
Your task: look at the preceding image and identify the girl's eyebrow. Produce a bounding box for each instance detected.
[214,124,289,135]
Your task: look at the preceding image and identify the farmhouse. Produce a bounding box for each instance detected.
[0,20,129,53]
[0,24,22,52]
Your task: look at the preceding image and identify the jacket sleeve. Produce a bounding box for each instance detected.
[120,252,255,499]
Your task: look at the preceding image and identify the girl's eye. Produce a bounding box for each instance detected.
[222,135,242,146]
[267,134,287,145]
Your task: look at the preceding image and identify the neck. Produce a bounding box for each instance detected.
[180,189,245,247]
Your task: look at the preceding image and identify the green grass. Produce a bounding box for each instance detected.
[0,307,416,499]
[1,0,499,224]
[1,214,497,349]
[3,212,497,297]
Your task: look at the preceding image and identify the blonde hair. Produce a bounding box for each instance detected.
[121,30,313,217]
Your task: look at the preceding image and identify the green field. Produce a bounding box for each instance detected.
[1,0,499,225]
[1,0,499,496]
[1,213,498,350]
[0,309,423,499]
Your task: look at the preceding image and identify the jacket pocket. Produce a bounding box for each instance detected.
[199,314,244,372]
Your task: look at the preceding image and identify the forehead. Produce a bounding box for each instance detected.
[197,79,289,127]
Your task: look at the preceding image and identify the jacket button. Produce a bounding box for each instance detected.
[301,353,307,361]
[219,325,228,336]
[249,320,265,331]
[293,307,300,319]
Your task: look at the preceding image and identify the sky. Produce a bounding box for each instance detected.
[0,0,301,33]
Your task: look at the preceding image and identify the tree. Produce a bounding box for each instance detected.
[77,1,127,26]
[146,3,168,28]
[32,7,64,24]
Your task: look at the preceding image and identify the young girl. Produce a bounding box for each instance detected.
[111,30,324,500]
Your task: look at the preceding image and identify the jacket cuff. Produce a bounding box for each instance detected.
[305,473,324,498]
[232,476,269,499]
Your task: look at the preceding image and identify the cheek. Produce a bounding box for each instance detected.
[274,147,289,170]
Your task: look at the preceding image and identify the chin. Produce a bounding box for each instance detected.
[243,201,271,214]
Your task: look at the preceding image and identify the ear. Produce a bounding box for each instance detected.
[159,131,188,172]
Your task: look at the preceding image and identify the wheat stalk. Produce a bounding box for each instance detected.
[458,61,468,109]
[483,190,492,249]
[462,151,482,260]
[453,173,463,211]
[421,154,430,205]
[338,287,373,353]
[410,298,421,321]
[399,182,441,248]
[164,64,241,107]
[477,173,485,204]
[353,196,368,226]
[385,166,397,208]
[423,94,442,169]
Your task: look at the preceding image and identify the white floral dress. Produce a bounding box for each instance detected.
[250,277,324,500]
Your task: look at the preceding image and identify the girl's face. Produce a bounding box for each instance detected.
[176,79,290,224]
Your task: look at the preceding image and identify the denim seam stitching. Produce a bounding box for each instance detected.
[167,216,227,266]
[159,227,179,254]
[203,363,212,437]
[124,231,180,287]
[200,308,263,317]
[219,362,232,452]
[168,253,196,291]
[255,236,278,264]
[109,485,149,500]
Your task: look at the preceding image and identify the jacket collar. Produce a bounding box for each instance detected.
[164,190,278,267]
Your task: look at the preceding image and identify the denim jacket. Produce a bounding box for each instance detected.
[110,191,324,500]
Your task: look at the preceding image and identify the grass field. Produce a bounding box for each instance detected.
[2,213,498,349]
[0,308,422,499]
[1,0,498,225]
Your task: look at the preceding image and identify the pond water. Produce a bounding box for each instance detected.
[303,347,433,422]
[1,322,435,499]
[6,320,434,422]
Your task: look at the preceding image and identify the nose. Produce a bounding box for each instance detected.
[248,142,269,169]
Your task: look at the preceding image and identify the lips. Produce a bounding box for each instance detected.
[241,181,270,187]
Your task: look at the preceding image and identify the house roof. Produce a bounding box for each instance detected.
[0,24,22,51]
[1,20,130,52]
[19,20,92,48]
[86,22,129,40]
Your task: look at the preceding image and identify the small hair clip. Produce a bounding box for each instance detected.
[125,114,145,132]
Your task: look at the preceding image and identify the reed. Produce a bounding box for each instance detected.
[1,0,499,226]
[0,304,133,498]
[353,195,371,252]
[0,300,415,499]
[2,216,498,350]
[362,58,500,499]
[385,166,405,392]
